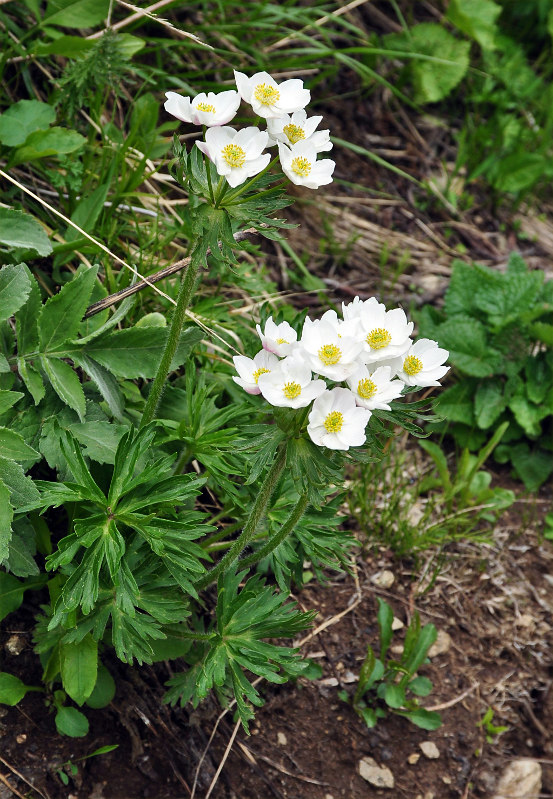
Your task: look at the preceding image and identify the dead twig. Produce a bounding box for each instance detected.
[0,757,49,799]
[204,719,240,799]
[84,228,259,318]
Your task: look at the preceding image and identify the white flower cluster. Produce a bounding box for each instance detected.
[233,298,449,451]
[164,71,335,190]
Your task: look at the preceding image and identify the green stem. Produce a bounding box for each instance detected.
[140,259,200,428]
[222,155,280,204]
[194,445,287,591]
[240,492,309,570]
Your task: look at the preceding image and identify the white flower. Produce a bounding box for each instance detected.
[234,70,310,119]
[398,339,449,387]
[346,365,404,411]
[232,350,279,394]
[278,142,335,190]
[342,296,385,325]
[256,316,298,357]
[356,305,414,364]
[164,90,240,127]
[267,110,332,152]
[196,126,270,187]
[298,316,363,381]
[258,355,325,408]
[307,388,371,450]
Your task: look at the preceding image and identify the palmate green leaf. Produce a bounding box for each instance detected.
[60,634,98,705]
[166,571,314,730]
[107,424,157,506]
[0,100,56,147]
[127,515,209,596]
[38,266,98,353]
[286,437,343,507]
[0,264,33,322]
[115,472,204,513]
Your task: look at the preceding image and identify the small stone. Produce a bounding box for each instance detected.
[391,645,404,655]
[325,795,334,799]
[277,732,287,746]
[420,741,440,759]
[408,753,420,765]
[359,756,395,788]
[492,759,542,799]
[371,570,395,589]
[342,671,357,684]
[515,614,535,628]
[319,677,339,687]
[251,728,259,735]
[5,635,25,656]
[428,629,451,658]
[442,776,452,784]
[16,734,26,744]
[391,617,404,630]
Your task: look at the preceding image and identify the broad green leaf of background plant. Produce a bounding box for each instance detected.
[43,0,110,28]
[55,705,89,737]
[0,672,37,706]
[447,0,501,51]
[38,266,98,353]
[386,24,470,103]
[0,480,13,561]
[12,128,86,166]
[434,316,501,376]
[0,100,56,147]
[0,572,26,621]
[0,211,52,257]
[0,264,33,321]
[474,381,506,429]
[60,634,98,705]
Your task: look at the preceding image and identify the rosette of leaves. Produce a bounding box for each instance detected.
[165,569,315,731]
[418,253,553,490]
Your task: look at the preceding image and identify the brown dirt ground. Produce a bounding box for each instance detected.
[1,475,552,799]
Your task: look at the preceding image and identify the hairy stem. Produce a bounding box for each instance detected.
[239,492,309,570]
[140,258,200,428]
[194,445,287,591]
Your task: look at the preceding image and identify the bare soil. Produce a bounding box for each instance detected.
[1,477,552,799]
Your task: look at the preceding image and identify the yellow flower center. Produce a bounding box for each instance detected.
[366,327,391,350]
[403,355,423,376]
[283,123,305,144]
[357,378,377,400]
[276,337,289,344]
[283,381,301,399]
[324,411,344,433]
[254,83,280,106]
[221,143,246,168]
[318,344,341,366]
[253,367,270,384]
[196,102,216,113]
[291,156,311,177]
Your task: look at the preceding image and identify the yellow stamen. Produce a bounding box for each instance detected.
[366,327,391,350]
[283,123,305,144]
[357,378,377,400]
[276,337,289,344]
[324,411,344,433]
[318,344,341,366]
[291,156,311,178]
[253,367,270,384]
[283,382,301,400]
[254,83,280,106]
[403,355,423,376]
[196,102,216,113]
[221,143,246,168]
